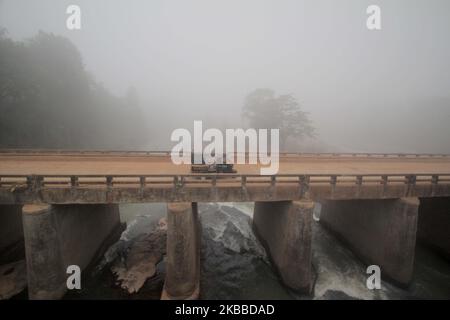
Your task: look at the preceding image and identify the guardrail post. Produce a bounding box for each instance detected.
[26,176,33,189]
[405,175,416,197]
[330,175,337,197]
[173,176,185,189]
[139,176,146,199]
[299,175,310,198]
[140,176,146,188]
[330,175,337,186]
[26,175,43,192]
[27,175,41,190]
[381,175,388,197]
[271,176,276,187]
[356,175,363,186]
[431,174,439,196]
[356,175,363,197]
[36,176,43,188]
[241,176,247,187]
[407,175,416,186]
[431,175,439,185]
[70,176,79,188]
[106,176,113,188]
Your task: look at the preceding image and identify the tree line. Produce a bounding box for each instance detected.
[0,29,314,151]
[0,29,148,149]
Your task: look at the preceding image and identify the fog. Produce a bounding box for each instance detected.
[1,0,450,152]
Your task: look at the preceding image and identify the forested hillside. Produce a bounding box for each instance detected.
[0,30,148,149]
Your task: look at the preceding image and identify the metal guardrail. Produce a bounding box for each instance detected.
[0,149,172,157]
[1,149,450,158]
[1,173,449,190]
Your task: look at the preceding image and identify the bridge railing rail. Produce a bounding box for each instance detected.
[1,149,450,159]
[1,173,450,190]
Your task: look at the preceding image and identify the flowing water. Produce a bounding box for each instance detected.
[54,202,450,300]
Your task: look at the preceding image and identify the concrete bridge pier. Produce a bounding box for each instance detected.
[253,200,314,293]
[22,204,123,300]
[417,197,450,259]
[319,197,419,287]
[162,202,200,300]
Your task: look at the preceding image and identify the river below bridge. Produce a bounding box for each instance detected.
[57,202,450,300]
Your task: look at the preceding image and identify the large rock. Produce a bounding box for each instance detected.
[112,218,166,293]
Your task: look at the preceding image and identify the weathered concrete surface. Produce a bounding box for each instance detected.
[162,202,200,300]
[22,204,65,300]
[0,205,24,262]
[22,204,122,300]
[320,198,419,286]
[2,178,450,205]
[417,197,450,259]
[253,200,314,293]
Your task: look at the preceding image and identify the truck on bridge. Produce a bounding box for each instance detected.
[190,153,237,174]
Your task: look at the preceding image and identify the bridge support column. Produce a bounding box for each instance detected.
[22,204,123,300]
[253,200,314,293]
[0,205,24,263]
[319,197,419,286]
[162,202,200,300]
[417,197,450,259]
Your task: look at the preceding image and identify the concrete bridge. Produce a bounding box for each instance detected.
[1,150,449,299]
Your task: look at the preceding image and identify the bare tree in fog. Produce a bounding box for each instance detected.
[242,89,315,151]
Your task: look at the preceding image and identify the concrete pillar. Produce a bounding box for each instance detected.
[22,204,66,300]
[0,205,24,263]
[320,197,419,286]
[253,200,314,293]
[22,204,123,300]
[162,202,200,300]
[417,197,450,259]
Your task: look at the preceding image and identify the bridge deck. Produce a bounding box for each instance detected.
[2,152,450,175]
[1,151,450,204]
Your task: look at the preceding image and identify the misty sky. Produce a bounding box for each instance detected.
[1,0,450,152]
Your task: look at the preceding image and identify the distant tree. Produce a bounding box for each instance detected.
[242,88,315,150]
[0,31,149,149]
